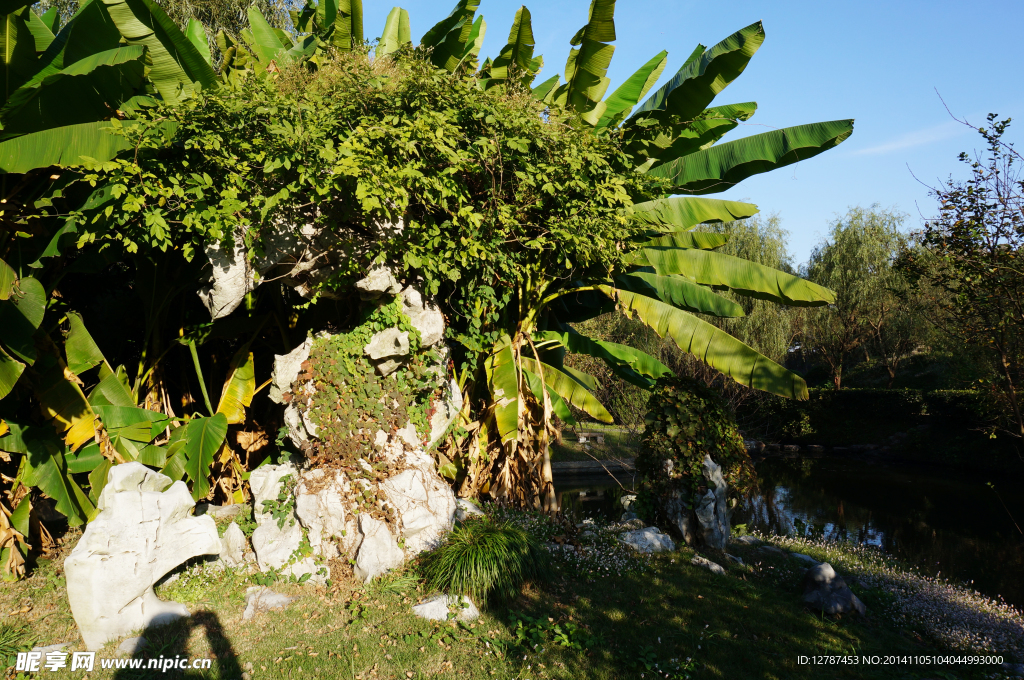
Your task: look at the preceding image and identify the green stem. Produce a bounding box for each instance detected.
[189,340,215,416]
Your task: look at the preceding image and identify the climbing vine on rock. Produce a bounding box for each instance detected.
[636,376,755,498]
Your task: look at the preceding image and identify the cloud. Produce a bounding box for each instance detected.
[851,120,968,156]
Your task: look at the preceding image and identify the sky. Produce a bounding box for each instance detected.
[355,0,1024,265]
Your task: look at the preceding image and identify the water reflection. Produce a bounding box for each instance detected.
[551,456,1024,609]
[734,456,1024,609]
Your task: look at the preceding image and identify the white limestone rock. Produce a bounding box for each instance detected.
[365,328,410,361]
[353,514,404,583]
[412,595,479,622]
[381,467,456,554]
[65,463,222,651]
[428,378,462,449]
[249,463,298,524]
[696,454,730,551]
[294,469,357,560]
[691,555,727,576]
[355,266,402,299]
[455,498,484,522]
[219,522,247,568]
[269,337,314,404]
[802,563,867,616]
[242,587,296,622]
[619,527,675,553]
[198,236,253,320]
[400,286,444,347]
[251,517,325,583]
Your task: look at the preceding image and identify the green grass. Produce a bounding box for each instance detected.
[551,424,639,463]
[1,530,1019,679]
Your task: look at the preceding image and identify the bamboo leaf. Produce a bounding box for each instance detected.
[599,285,808,399]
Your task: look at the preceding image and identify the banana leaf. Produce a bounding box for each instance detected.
[642,231,729,250]
[648,119,855,194]
[331,0,363,51]
[595,49,666,129]
[5,422,95,524]
[0,10,37,100]
[600,285,808,399]
[631,21,763,122]
[651,101,757,165]
[0,45,148,138]
[643,246,836,306]
[626,196,758,230]
[521,356,612,423]
[65,311,106,375]
[535,329,672,386]
[0,276,45,364]
[0,257,15,298]
[521,367,576,426]
[0,119,178,174]
[376,7,410,58]
[185,18,211,66]
[531,73,559,103]
[421,0,479,72]
[182,412,228,500]
[615,271,745,317]
[245,5,285,65]
[216,348,254,425]
[102,0,218,104]
[484,6,540,84]
[484,334,518,446]
[21,6,55,53]
[0,346,24,399]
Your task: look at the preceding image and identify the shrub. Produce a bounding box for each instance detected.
[421,517,548,605]
[636,376,755,497]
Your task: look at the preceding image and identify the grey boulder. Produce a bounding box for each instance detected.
[400,286,445,347]
[242,587,296,621]
[691,555,727,576]
[802,562,867,616]
[620,527,675,553]
[355,266,401,299]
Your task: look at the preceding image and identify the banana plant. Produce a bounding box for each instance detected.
[0,0,215,175]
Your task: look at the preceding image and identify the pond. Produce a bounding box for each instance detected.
[553,455,1024,609]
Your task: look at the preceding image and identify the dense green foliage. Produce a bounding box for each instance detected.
[900,115,1024,442]
[421,516,548,605]
[637,376,754,496]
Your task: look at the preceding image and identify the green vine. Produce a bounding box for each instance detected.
[261,474,298,529]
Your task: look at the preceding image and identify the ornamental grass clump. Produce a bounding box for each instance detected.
[422,517,549,605]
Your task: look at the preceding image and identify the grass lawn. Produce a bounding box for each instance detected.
[3,517,1020,680]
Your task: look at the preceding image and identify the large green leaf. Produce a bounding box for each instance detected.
[531,73,558,102]
[39,7,59,34]
[615,272,745,317]
[642,231,729,250]
[21,6,55,53]
[0,257,15,298]
[182,412,227,500]
[375,7,410,59]
[0,119,177,174]
[9,423,95,524]
[101,0,218,103]
[65,311,106,375]
[644,246,836,306]
[648,120,855,194]
[460,15,485,65]
[0,10,37,101]
[521,367,576,426]
[632,21,764,121]
[484,334,518,446]
[421,0,479,72]
[88,366,135,407]
[0,346,25,399]
[536,329,672,385]
[600,285,808,399]
[521,356,612,423]
[595,49,667,129]
[331,0,363,51]
[484,5,540,84]
[216,349,254,425]
[626,196,758,230]
[649,102,757,167]
[27,0,123,90]
[0,277,45,364]
[245,5,284,64]
[184,18,211,66]
[552,0,616,125]
[33,354,98,450]
[0,45,148,138]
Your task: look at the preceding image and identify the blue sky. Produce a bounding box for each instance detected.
[360,0,1024,265]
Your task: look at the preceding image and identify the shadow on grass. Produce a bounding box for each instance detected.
[113,610,240,680]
